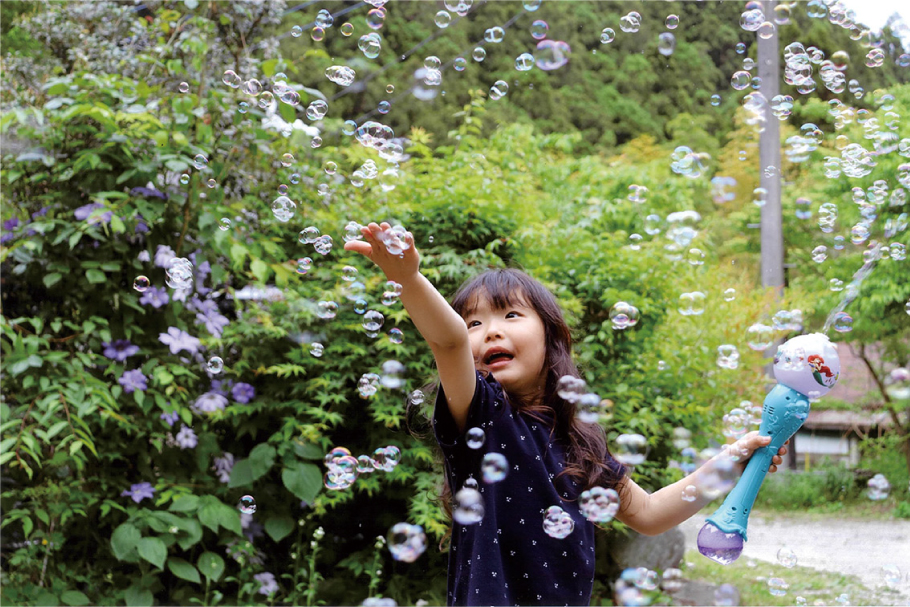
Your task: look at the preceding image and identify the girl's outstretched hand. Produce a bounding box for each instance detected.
[729,431,789,474]
[343,221,420,284]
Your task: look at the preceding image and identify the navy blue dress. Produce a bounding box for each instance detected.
[434,371,610,607]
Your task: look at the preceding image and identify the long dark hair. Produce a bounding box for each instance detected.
[420,269,625,546]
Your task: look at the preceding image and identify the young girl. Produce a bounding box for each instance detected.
[345,222,787,607]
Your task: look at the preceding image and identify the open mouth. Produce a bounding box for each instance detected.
[484,352,514,365]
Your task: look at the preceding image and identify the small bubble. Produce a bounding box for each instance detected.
[133,276,150,292]
[219,218,231,231]
[777,547,797,568]
[601,28,616,44]
[666,14,679,29]
[178,82,190,93]
[481,452,508,483]
[388,328,404,344]
[179,174,190,185]
[311,26,325,42]
[723,288,736,302]
[238,495,256,514]
[466,427,486,449]
[207,356,224,374]
[341,22,354,36]
[310,343,324,357]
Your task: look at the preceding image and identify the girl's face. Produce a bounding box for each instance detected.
[464,294,548,403]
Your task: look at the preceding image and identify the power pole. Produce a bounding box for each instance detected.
[759,0,784,296]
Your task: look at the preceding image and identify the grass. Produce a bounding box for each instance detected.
[680,549,901,607]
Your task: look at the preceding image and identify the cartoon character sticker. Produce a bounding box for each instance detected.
[808,354,838,388]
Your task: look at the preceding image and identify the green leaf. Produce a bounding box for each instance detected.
[110,523,141,561]
[110,215,126,234]
[227,459,253,488]
[250,258,269,283]
[124,585,153,607]
[197,551,225,583]
[43,273,62,288]
[264,515,295,542]
[176,518,203,551]
[85,269,106,284]
[249,443,276,477]
[282,463,323,504]
[60,590,90,606]
[213,501,242,536]
[293,442,324,460]
[197,501,220,534]
[168,495,199,512]
[167,557,201,583]
[34,591,59,607]
[137,536,167,569]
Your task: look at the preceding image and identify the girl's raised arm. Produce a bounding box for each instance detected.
[344,222,476,433]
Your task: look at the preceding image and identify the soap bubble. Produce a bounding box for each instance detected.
[557,375,587,403]
[661,568,683,593]
[866,473,890,500]
[678,292,706,316]
[238,495,257,514]
[380,360,405,389]
[777,547,797,568]
[454,57,467,70]
[366,8,386,29]
[542,505,575,539]
[723,288,736,302]
[296,257,313,275]
[222,70,241,88]
[178,81,190,93]
[207,357,224,374]
[535,39,571,71]
[601,28,615,44]
[453,487,485,524]
[325,65,356,87]
[768,577,788,597]
[515,53,535,71]
[671,427,692,450]
[484,26,505,43]
[290,25,302,37]
[609,302,640,330]
[472,47,486,62]
[615,434,648,465]
[165,258,194,289]
[317,301,338,320]
[310,343,324,357]
[832,312,853,333]
[271,196,296,223]
[619,13,640,33]
[523,0,541,10]
[434,10,451,28]
[579,486,620,522]
[387,522,426,563]
[886,368,910,400]
[681,485,697,502]
[408,390,425,406]
[811,245,828,263]
[466,427,486,449]
[736,42,746,54]
[179,174,190,185]
[722,407,750,438]
[881,565,901,589]
[133,276,150,292]
[388,328,404,344]
[576,393,603,423]
[666,14,679,29]
[353,298,368,314]
[658,32,676,56]
[481,452,508,483]
[717,344,740,370]
[530,20,548,39]
[363,310,385,332]
[731,71,751,90]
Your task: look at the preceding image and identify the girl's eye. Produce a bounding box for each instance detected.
[505,311,519,318]
[467,320,481,328]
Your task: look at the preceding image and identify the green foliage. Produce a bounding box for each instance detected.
[1,1,909,605]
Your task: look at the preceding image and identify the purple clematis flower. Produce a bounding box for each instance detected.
[253,572,277,596]
[131,185,167,200]
[154,245,176,268]
[137,250,151,262]
[213,453,234,484]
[160,411,179,427]
[192,391,228,414]
[121,482,156,504]
[74,203,112,225]
[158,327,201,356]
[175,426,198,449]
[102,339,140,362]
[196,309,229,338]
[118,369,148,393]
[232,382,255,404]
[139,286,169,309]
[3,218,20,231]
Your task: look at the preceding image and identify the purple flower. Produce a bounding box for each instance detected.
[159,327,201,356]
[160,411,179,427]
[232,383,255,404]
[31,207,49,220]
[131,185,167,200]
[118,369,148,393]
[121,482,156,504]
[135,215,149,234]
[192,391,228,414]
[102,339,140,362]
[196,309,229,338]
[175,426,198,449]
[139,286,169,309]
[242,513,265,543]
[154,245,176,268]
[1,232,16,244]
[74,203,112,225]
[3,218,20,231]
[210,378,233,396]
[213,452,234,484]
[137,250,151,262]
[253,572,278,596]
[172,287,192,303]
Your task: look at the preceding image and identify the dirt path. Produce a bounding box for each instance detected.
[680,512,910,604]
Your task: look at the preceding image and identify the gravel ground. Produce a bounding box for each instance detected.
[680,512,910,605]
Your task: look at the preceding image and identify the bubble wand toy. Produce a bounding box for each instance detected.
[697,334,840,564]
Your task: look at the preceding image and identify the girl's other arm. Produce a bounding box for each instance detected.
[614,433,788,536]
[344,222,475,432]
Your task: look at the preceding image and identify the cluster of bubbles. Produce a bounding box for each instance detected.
[387,522,427,563]
[669,146,709,178]
[325,65,356,87]
[556,375,608,423]
[541,505,575,539]
[609,302,640,330]
[323,445,401,490]
[866,473,891,500]
[578,486,620,523]
[614,566,663,606]
[165,258,194,290]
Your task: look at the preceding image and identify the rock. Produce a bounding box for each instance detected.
[607,525,686,572]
